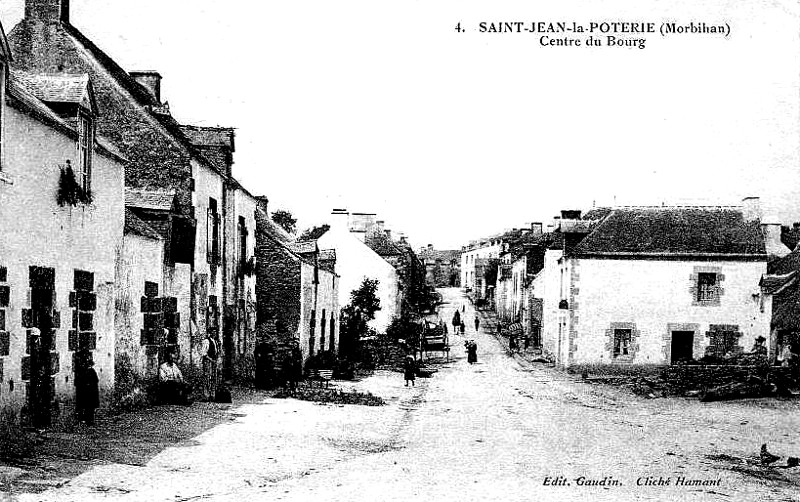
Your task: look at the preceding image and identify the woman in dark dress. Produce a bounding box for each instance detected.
[466,341,478,364]
[403,356,416,387]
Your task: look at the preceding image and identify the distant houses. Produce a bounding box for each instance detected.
[465,198,793,369]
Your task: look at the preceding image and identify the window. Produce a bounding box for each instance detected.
[697,273,717,302]
[76,113,93,192]
[207,198,220,264]
[309,310,316,356]
[320,310,326,351]
[238,216,248,269]
[710,332,735,356]
[329,317,336,352]
[613,329,631,358]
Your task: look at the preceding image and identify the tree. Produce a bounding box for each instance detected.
[271,209,297,234]
[339,278,381,360]
[350,278,381,321]
[299,224,330,241]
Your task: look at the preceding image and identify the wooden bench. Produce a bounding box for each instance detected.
[307,369,334,388]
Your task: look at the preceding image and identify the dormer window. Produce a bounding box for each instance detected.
[76,112,93,192]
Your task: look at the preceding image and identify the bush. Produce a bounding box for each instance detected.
[0,409,35,459]
[111,354,154,413]
[274,387,384,406]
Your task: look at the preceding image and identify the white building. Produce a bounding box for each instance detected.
[316,210,400,333]
[539,202,777,368]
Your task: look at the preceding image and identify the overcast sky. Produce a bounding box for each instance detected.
[2,0,799,249]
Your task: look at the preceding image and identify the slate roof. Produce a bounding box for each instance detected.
[770,248,800,276]
[125,189,176,211]
[11,70,92,108]
[770,278,800,329]
[179,125,235,150]
[124,208,162,240]
[571,208,767,257]
[582,207,613,221]
[366,233,403,257]
[6,73,125,162]
[260,214,295,246]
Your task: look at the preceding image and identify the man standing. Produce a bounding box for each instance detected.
[200,333,219,401]
[474,316,480,332]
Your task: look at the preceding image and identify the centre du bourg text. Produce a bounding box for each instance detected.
[462,21,731,50]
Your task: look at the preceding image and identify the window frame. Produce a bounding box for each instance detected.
[697,272,718,303]
[76,111,93,193]
[613,328,632,358]
[207,198,220,265]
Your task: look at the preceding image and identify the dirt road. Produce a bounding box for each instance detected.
[9,288,800,501]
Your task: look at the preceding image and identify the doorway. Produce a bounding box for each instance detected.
[671,331,695,364]
[29,267,55,427]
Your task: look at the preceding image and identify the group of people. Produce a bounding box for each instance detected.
[451,308,481,337]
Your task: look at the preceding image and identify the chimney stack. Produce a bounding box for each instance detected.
[255,196,269,216]
[330,208,349,233]
[26,0,70,24]
[130,71,163,104]
[742,197,762,222]
[762,213,791,258]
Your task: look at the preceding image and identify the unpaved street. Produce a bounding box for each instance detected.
[10,288,800,501]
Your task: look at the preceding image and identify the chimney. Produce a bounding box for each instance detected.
[330,208,349,233]
[26,0,70,24]
[130,71,162,104]
[553,216,562,231]
[385,229,392,240]
[531,222,543,236]
[762,215,791,258]
[370,220,385,238]
[742,197,761,222]
[255,196,269,215]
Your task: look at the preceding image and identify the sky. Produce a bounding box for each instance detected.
[1,0,799,249]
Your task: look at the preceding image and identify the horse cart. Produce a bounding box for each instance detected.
[421,321,450,361]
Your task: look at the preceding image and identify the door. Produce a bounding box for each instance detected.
[671,331,694,364]
[29,267,55,427]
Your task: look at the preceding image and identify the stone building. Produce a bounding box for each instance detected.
[539,201,776,368]
[0,18,126,424]
[8,0,262,386]
[254,204,339,367]
[418,245,461,288]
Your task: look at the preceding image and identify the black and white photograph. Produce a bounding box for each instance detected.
[0,0,800,500]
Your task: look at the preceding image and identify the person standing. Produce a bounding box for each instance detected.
[474,316,480,332]
[254,341,273,390]
[460,320,466,335]
[200,333,219,401]
[74,351,99,425]
[403,355,416,387]
[466,341,478,364]
[452,310,461,333]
